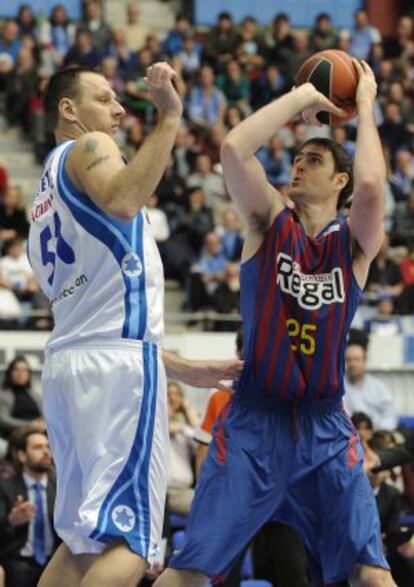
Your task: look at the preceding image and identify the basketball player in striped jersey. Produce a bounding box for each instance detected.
[27,63,242,587]
[155,61,396,586]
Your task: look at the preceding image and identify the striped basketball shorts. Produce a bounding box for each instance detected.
[42,339,168,563]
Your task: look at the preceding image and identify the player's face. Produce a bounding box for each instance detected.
[288,145,340,206]
[74,72,125,137]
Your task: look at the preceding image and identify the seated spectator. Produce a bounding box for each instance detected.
[282,31,312,85]
[351,412,374,443]
[125,1,150,52]
[64,28,103,69]
[379,102,411,161]
[0,428,58,587]
[383,15,414,60]
[0,20,22,71]
[391,194,414,247]
[386,81,414,125]
[38,3,76,70]
[83,0,112,53]
[211,262,240,331]
[123,48,155,121]
[0,236,39,305]
[265,13,295,70]
[344,343,398,431]
[167,381,198,515]
[216,206,244,262]
[162,13,192,58]
[250,63,286,109]
[163,187,214,286]
[309,13,338,51]
[122,118,145,160]
[331,126,355,157]
[398,240,414,314]
[177,33,201,81]
[349,9,381,61]
[156,154,187,210]
[365,234,405,314]
[146,194,170,256]
[5,47,38,134]
[216,60,250,115]
[107,27,136,79]
[186,65,227,129]
[256,134,291,187]
[202,11,238,71]
[16,4,37,38]
[0,357,42,439]
[0,184,29,250]
[187,152,227,210]
[235,16,266,76]
[223,105,244,132]
[187,231,229,311]
[389,149,414,203]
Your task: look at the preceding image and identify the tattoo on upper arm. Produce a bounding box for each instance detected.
[86,155,110,171]
[250,210,272,235]
[84,138,98,153]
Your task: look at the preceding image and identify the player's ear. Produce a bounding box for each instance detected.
[335,171,349,193]
[59,97,77,124]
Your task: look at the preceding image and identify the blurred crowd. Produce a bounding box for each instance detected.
[0,1,413,332]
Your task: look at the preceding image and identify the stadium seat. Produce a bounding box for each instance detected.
[398,416,414,430]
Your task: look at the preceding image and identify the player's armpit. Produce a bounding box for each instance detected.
[66,131,126,217]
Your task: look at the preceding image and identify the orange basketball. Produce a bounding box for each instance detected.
[295,50,358,125]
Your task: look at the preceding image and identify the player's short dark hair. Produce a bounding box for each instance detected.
[299,137,354,211]
[43,66,100,130]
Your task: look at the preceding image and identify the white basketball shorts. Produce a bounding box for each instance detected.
[42,339,168,563]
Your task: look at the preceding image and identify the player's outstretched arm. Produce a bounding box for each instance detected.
[220,84,344,231]
[67,63,182,221]
[349,60,386,270]
[162,350,243,389]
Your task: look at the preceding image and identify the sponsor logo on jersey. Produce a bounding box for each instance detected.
[121,252,143,277]
[31,194,54,222]
[276,252,345,310]
[50,274,88,306]
[111,505,136,532]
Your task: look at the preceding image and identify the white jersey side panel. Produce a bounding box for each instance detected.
[27,141,164,350]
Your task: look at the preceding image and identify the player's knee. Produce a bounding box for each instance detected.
[359,566,396,587]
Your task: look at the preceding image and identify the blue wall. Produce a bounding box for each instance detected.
[0,0,81,20]
[195,0,363,29]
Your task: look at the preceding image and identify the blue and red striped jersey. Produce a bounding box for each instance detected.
[236,207,362,401]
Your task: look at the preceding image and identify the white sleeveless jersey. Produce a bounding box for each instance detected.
[27,140,165,351]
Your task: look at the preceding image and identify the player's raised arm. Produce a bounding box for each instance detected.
[349,60,386,269]
[220,83,344,232]
[67,63,182,221]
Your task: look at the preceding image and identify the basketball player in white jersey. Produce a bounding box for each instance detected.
[27,63,243,587]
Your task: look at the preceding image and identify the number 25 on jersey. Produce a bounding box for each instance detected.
[40,212,75,285]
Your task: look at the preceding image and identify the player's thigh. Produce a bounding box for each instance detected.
[38,543,85,587]
[357,565,397,587]
[80,541,147,587]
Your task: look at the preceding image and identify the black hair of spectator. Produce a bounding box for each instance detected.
[218,12,233,22]
[44,66,101,130]
[50,4,71,27]
[351,412,374,431]
[2,356,32,390]
[369,430,396,451]
[242,16,257,26]
[12,427,47,453]
[299,137,354,210]
[315,12,331,23]
[347,327,369,350]
[273,13,289,24]
[2,235,24,255]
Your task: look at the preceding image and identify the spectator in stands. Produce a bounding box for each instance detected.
[125,1,150,52]
[331,126,355,157]
[107,27,136,79]
[100,55,125,96]
[123,48,155,120]
[211,262,240,331]
[379,102,411,160]
[236,16,266,76]
[0,428,57,586]
[387,81,414,125]
[383,15,414,61]
[365,234,405,313]
[186,65,227,129]
[256,134,291,187]
[344,343,398,431]
[282,30,312,85]
[389,149,414,202]
[202,12,238,71]
[187,231,229,311]
[216,60,250,115]
[0,184,29,249]
[223,105,244,132]
[38,4,76,70]
[64,27,102,69]
[5,47,38,133]
[250,63,286,109]
[398,240,414,314]
[216,206,244,262]
[351,412,374,442]
[349,9,381,61]
[167,381,198,516]
[187,152,227,210]
[16,4,37,38]
[146,194,170,247]
[309,13,338,51]
[0,236,39,303]
[391,193,414,247]
[177,33,201,81]
[0,357,42,439]
[0,20,22,68]
[265,13,295,71]
[83,0,112,53]
[163,13,192,58]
